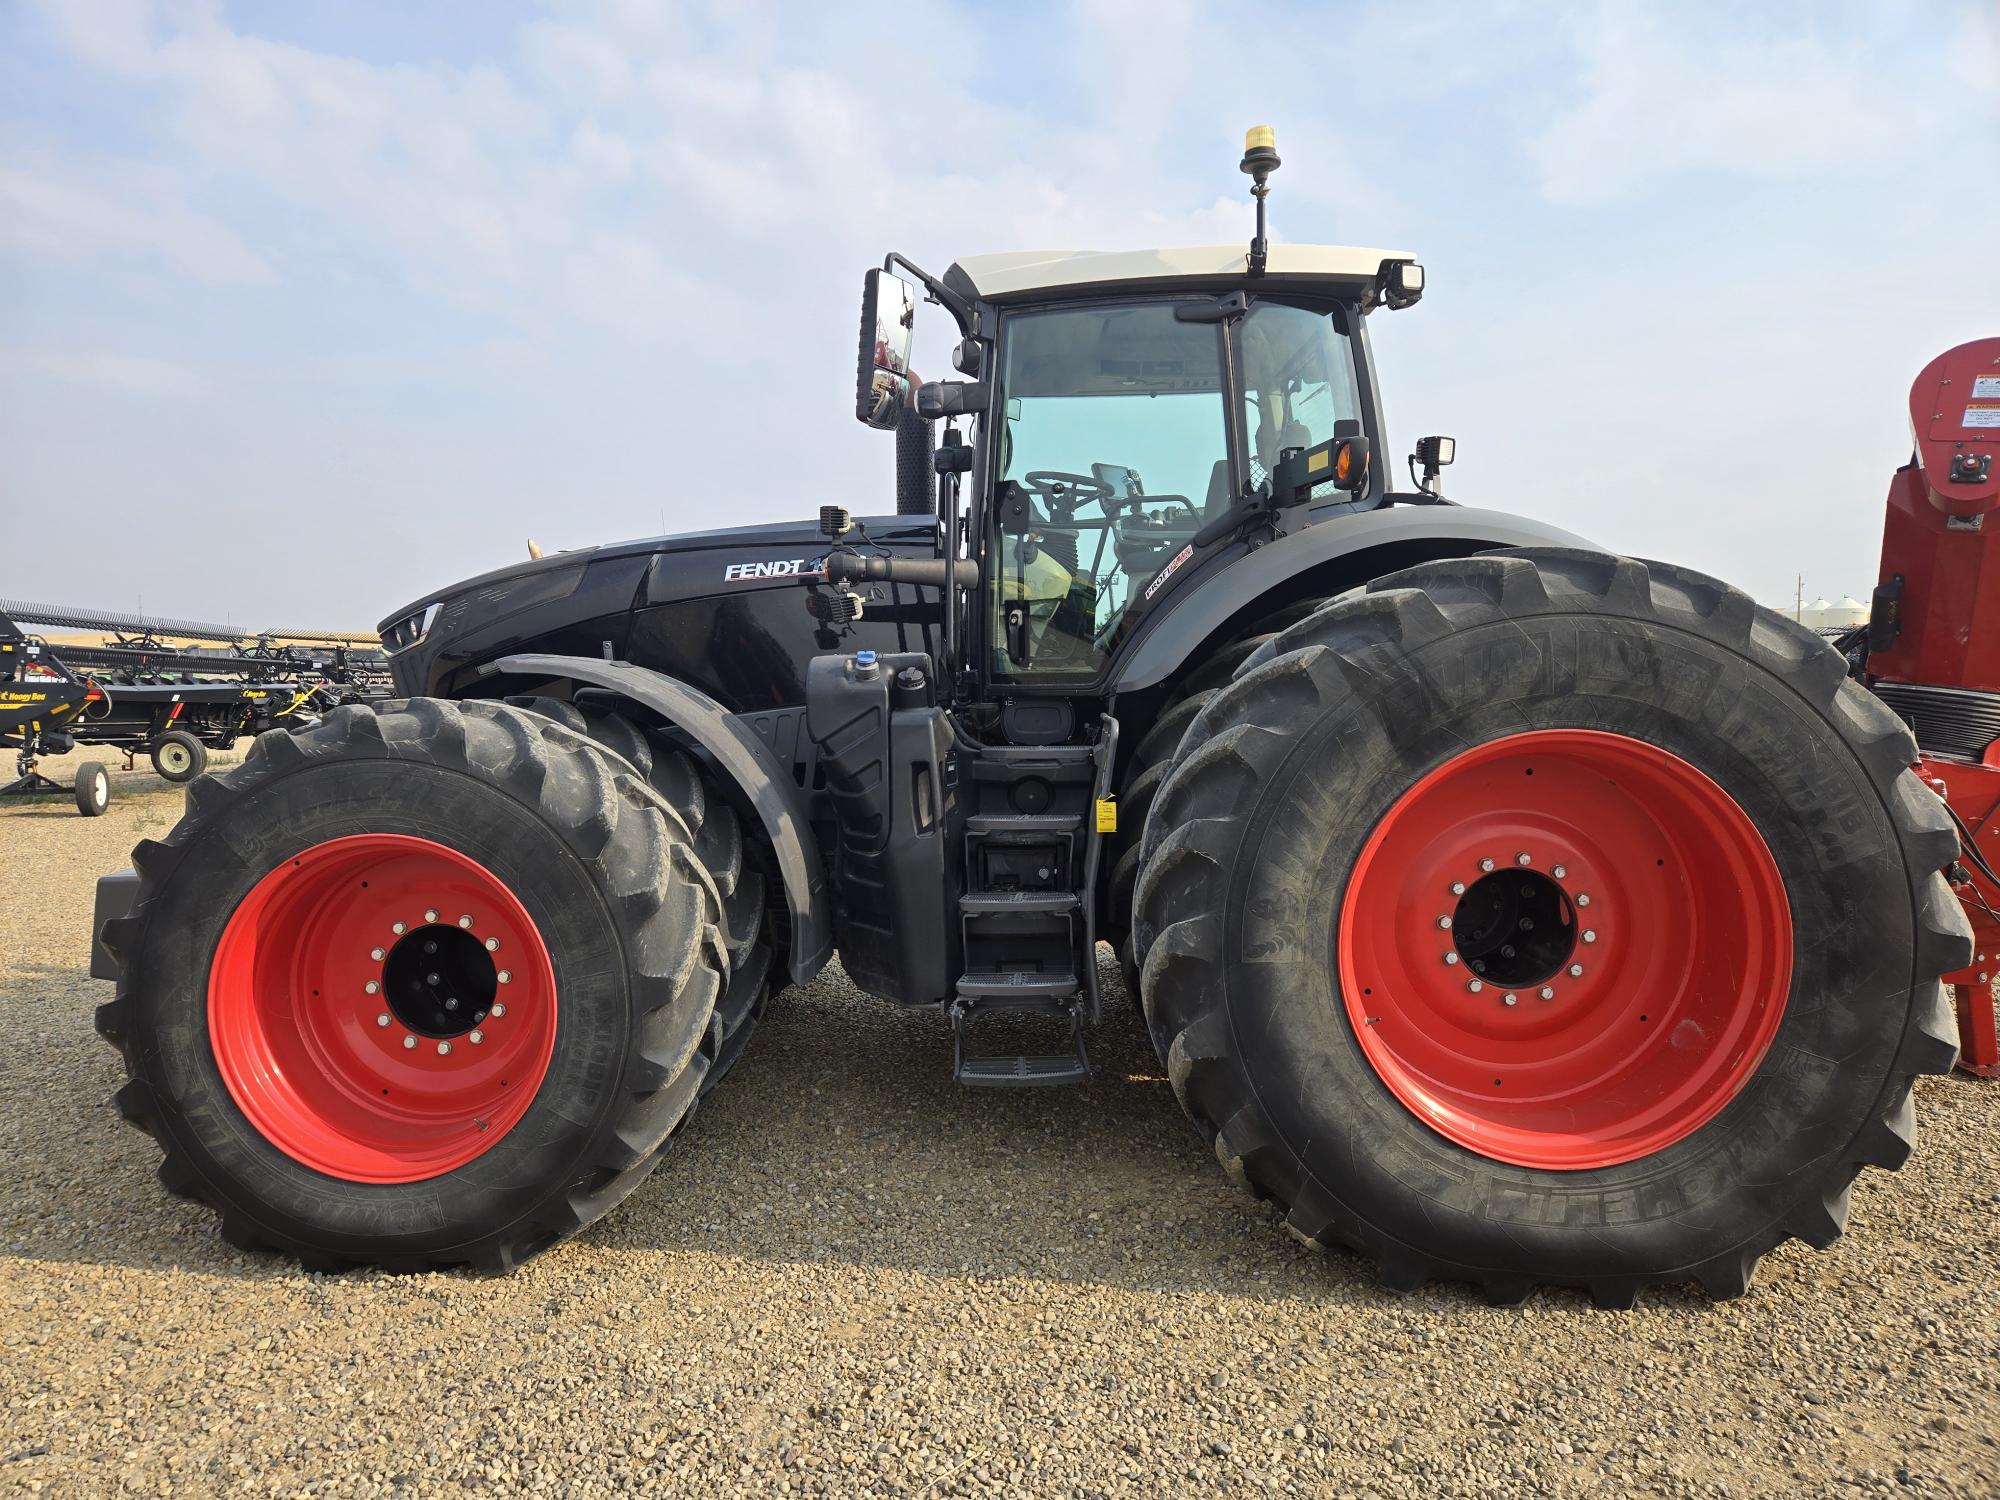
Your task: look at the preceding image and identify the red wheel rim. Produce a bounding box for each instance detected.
[1338,730,1791,1170]
[208,834,558,1183]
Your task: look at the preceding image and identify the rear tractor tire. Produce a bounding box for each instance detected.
[95,699,732,1272]
[1132,549,1969,1305]
[1105,595,1328,1028]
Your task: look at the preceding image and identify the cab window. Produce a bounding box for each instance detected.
[990,302,1227,678]
[1237,302,1361,489]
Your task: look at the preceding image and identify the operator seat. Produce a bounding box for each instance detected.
[1203,417,1316,517]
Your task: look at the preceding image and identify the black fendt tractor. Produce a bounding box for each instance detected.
[90,133,1966,1303]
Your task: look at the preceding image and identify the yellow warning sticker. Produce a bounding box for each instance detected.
[1095,798,1118,834]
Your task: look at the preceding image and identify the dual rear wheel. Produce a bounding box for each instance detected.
[1132,550,1968,1303]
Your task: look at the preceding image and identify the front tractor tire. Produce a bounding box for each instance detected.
[508,695,774,1099]
[1132,550,1969,1305]
[95,699,730,1272]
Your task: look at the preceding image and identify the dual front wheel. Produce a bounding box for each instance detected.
[96,698,771,1271]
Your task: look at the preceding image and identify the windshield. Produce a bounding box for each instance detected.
[991,302,1228,678]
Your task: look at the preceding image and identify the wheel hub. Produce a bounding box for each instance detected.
[1448,865,1577,989]
[382,923,498,1038]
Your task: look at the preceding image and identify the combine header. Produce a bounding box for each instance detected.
[1,600,385,814]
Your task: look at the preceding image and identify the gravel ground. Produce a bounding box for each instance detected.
[2,761,1997,1498]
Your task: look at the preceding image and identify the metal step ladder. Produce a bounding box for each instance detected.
[946,719,1117,1087]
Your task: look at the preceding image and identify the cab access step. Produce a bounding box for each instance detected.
[950,990,1091,1086]
[803,647,1115,1088]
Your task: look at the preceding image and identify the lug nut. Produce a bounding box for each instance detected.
[1450,881,1465,896]
[1583,930,1597,943]
[1479,858,1496,872]
[424,908,438,923]
[458,914,474,928]
[490,1003,506,1019]
[497,970,512,985]
[1516,852,1532,866]
[1436,915,1452,930]
[1539,986,1555,1000]
[427,972,441,985]
[364,980,380,995]
[1444,952,1460,966]
[1576,893,1591,907]
[1552,865,1567,879]
[484,937,500,952]
[375,1013,390,1027]
[469,1030,484,1045]
[445,997,460,1012]
[392,921,407,935]
[1467,979,1484,993]
[1502,992,1518,1006]
[402,1034,417,1050]
[1568,963,1584,978]
[437,1041,452,1056]
[370,946,386,962]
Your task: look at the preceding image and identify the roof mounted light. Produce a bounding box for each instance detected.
[1240,126,1281,278]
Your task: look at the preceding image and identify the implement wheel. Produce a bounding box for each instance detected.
[95,699,729,1272]
[1133,550,1968,1305]
[74,760,110,817]
[150,730,208,783]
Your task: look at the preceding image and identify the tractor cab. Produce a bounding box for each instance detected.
[809,138,1440,1079]
[845,234,1423,695]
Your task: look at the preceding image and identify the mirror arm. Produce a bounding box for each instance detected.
[884,252,974,333]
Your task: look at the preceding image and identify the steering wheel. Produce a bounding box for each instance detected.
[1023,470,1115,518]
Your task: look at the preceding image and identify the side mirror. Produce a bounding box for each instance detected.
[856,269,918,430]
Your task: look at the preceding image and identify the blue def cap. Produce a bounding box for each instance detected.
[855,650,877,667]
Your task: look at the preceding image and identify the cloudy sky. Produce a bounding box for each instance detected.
[3,0,1997,631]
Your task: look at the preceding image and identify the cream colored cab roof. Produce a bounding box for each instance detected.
[947,243,1414,301]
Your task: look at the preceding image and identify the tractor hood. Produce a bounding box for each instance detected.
[379,514,941,698]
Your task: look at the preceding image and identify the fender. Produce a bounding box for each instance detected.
[1113,504,1596,694]
[487,652,833,987]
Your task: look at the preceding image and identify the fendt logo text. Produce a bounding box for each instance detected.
[722,558,820,583]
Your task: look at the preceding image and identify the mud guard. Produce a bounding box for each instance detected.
[486,653,833,986]
[1113,505,1595,694]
